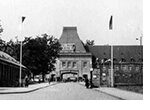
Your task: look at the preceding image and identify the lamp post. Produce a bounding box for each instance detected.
[90,68,93,88]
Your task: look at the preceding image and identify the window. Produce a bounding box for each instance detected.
[135,66,140,72]
[62,61,66,68]
[67,61,71,68]
[122,65,128,72]
[129,66,132,71]
[138,58,143,62]
[130,57,135,62]
[121,58,126,62]
[83,62,88,68]
[115,66,119,71]
[72,62,77,68]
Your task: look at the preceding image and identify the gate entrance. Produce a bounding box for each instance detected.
[60,70,79,82]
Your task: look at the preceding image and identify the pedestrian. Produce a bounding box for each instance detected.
[48,77,51,84]
[25,76,29,87]
[85,78,89,88]
[89,78,93,89]
[38,78,40,83]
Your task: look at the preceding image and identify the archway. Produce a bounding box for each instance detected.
[60,71,78,82]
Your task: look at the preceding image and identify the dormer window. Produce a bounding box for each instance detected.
[121,58,126,62]
[130,57,135,62]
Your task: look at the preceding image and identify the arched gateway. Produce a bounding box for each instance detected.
[60,70,79,82]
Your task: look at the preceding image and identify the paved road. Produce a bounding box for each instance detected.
[0,82,120,100]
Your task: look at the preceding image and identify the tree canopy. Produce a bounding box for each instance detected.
[0,21,3,34]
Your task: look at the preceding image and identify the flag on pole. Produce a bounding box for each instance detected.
[136,38,139,40]
[22,16,26,23]
[109,15,113,30]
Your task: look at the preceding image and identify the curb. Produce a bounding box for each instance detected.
[0,82,58,94]
[94,88,125,100]
[78,82,125,100]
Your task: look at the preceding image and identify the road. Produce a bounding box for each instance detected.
[0,82,120,100]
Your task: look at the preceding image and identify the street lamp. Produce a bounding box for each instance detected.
[90,68,93,88]
[90,68,93,72]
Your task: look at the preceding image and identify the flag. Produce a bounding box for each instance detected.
[136,38,139,40]
[109,15,113,30]
[22,16,26,23]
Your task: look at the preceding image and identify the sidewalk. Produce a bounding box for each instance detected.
[79,82,143,100]
[0,82,57,94]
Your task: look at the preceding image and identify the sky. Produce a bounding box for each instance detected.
[0,0,142,45]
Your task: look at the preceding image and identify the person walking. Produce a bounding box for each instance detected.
[85,77,89,88]
[25,76,29,87]
[48,77,51,84]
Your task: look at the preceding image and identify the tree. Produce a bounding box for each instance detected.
[1,34,61,82]
[85,40,94,46]
[0,20,4,50]
[0,38,6,50]
[84,39,97,68]
[0,20,3,34]
[22,34,62,81]
[84,39,95,52]
[1,37,20,60]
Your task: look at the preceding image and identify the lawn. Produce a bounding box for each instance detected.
[116,86,143,94]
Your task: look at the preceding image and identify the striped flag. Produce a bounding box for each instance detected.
[22,16,26,23]
[109,15,113,30]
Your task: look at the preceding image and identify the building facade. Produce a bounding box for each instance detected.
[55,27,92,80]
[54,26,143,86]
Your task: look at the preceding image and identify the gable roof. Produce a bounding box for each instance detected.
[0,51,26,68]
[59,27,86,53]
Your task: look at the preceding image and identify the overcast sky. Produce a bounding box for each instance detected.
[0,0,142,45]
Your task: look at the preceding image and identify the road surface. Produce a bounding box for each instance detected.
[0,82,120,100]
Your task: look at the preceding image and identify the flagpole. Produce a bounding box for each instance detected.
[19,19,23,87]
[110,45,114,87]
[19,16,26,87]
[109,15,114,87]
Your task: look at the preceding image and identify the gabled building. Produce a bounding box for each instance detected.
[55,27,92,80]
[0,51,28,87]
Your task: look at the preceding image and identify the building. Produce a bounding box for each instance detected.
[54,26,143,86]
[0,51,28,87]
[55,27,92,81]
[88,45,143,86]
